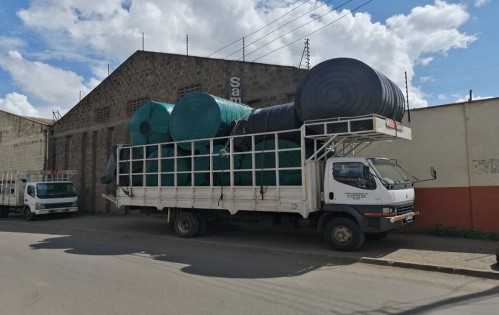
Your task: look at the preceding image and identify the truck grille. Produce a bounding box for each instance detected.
[45,202,73,208]
[397,205,414,215]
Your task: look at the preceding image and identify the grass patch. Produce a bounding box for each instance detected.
[422,224,499,241]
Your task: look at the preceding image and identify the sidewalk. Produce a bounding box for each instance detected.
[2,214,498,279]
[358,233,499,280]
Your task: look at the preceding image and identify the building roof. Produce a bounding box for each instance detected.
[22,116,54,125]
[0,109,53,126]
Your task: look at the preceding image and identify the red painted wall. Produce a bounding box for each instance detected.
[413,187,499,233]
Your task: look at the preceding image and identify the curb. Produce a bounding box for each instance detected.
[360,257,499,280]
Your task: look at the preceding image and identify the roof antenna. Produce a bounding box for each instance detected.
[468,89,473,102]
[404,71,411,123]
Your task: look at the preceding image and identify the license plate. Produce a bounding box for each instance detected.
[406,213,414,221]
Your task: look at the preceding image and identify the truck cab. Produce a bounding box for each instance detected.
[318,156,418,250]
[23,180,78,220]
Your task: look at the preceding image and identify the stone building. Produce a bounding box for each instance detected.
[0,110,53,172]
[50,50,307,214]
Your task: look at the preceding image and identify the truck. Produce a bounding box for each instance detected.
[0,170,79,220]
[104,115,433,251]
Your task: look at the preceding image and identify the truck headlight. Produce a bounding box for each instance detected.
[71,200,78,207]
[35,203,46,210]
[382,207,395,214]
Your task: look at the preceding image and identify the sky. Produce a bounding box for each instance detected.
[0,0,497,119]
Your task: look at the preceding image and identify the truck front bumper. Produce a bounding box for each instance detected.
[35,207,79,215]
[377,211,419,232]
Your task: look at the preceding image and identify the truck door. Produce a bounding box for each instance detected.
[325,161,381,205]
[25,185,36,210]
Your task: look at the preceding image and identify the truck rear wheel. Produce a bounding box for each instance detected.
[174,212,200,238]
[323,218,364,251]
[24,207,35,221]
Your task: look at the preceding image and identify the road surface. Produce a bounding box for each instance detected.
[0,215,497,314]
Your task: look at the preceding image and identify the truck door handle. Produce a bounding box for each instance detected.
[329,192,334,200]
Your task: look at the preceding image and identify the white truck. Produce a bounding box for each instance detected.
[105,115,433,251]
[0,170,78,220]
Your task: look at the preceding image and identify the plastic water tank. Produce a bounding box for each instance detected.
[169,92,253,151]
[126,101,174,145]
[294,58,405,122]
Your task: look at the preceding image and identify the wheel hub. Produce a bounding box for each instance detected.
[332,225,352,244]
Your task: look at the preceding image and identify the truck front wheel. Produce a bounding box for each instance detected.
[24,207,35,221]
[323,218,364,251]
[174,212,200,238]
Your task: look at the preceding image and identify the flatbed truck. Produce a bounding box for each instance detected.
[0,170,78,220]
[104,115,428,251]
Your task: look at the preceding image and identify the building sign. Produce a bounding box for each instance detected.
[229,76,242,103]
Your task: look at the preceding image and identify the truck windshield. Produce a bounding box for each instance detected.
[36,183,77,198]
[368,158,411,189]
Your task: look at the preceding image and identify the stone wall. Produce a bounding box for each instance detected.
[0,111,50,172]
[51,51,307,213]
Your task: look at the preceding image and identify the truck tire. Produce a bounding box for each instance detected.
[0,206,9,218]
[24,207,35,221]
[195,213,207,236]
[323,218,364,251]
[174,212,200,238]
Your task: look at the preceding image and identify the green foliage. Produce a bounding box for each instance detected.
[423,224,499,241]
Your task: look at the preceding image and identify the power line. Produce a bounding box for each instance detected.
[253,0,374,62]
[222,0,348,60]
[206,0,314,58]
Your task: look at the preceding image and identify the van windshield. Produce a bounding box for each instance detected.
[36,183,77,198]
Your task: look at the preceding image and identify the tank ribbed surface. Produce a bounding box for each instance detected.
[294,58,405,122]
[169,92,253,151]
[126,101,174,145]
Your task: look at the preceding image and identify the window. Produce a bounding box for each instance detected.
[27,186,35,197]
[333,162,376,190]
[128,97,150,115]
[178,83,201,98]
[95,107,110,123]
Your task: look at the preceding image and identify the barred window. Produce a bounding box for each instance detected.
[178,83,201,99]
[128,97,150,115]
[95,107,110,123]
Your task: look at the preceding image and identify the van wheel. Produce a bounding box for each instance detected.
[323,218,364,251]
[24,207,35,221]
[174,212,200,238]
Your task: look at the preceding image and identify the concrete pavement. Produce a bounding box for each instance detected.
[1,214,498,280]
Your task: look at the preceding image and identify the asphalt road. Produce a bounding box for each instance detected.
[0,215,498,315]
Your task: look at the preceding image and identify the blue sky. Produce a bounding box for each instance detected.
[0,0,497,118]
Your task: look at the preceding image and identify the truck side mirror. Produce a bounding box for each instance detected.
[431,166,437,180]
[363,166,371,179]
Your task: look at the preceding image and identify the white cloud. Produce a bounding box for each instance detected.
[455,94,494,102]
[0,92,40,117]
[474,0,490,7]
[420,76,436,83]
[8,0,478,112]
[438,94,447,100]
[0,50,95,115]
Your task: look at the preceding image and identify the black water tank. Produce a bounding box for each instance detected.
[231,102,303,151]
[294,58,405,122]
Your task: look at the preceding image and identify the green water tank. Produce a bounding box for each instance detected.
[193,144,242,186]
[169,93,253,151]
[238,140,303,186]
[127,101,174,145]
[145,145,191,186]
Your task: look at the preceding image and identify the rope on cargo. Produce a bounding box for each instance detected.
[218,118,245,206]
